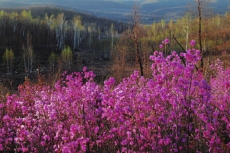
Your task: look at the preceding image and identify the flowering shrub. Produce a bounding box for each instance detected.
[0,40,229,152]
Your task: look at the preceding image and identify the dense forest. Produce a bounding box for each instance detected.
[0,6,130,89]
[0,5,230,90]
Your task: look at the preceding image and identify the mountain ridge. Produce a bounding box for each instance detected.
[0,0,229,23]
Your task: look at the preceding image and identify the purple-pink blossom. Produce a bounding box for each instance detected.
[162,38,170,44]
[159,44,164,49]
[0,40,229,152]
[190,40,196,47]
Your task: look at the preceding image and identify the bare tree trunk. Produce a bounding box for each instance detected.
[73,31,76,51]
[23,32,33,74]
[135,42,143,76]
[6,58,9,74]
[198,0,204,68]
[77,31,80,48]
[133,4,144,76]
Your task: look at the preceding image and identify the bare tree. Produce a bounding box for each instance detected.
[110,23,115,50]
[195,0,212,68]
[111,4,145,80]
[132,4,144,76]
[186,0,211,68]
[197,0,204,68]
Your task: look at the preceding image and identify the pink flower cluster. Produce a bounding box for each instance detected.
[0,40,229,152]
[159,38,170,49]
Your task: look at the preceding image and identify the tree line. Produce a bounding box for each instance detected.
[0,7,129,78]
[1,4,230,88]
[112,8,230,81]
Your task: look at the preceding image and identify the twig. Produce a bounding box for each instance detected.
[172,35,199,71]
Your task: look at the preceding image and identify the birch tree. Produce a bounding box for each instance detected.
[97,27,101,43]
[9,12,19,32]
[63,20,69,45]
[86,23,96,50]
[110,23,115,50]
[23,32,33,74]
[3,48,14,75]
[87,25,92,50]
[0,10,6,41]
[72,15,83,51]
[20,10,32,37]
[55,13,66,50]
[44,13,55,39]
[49,51,57,71]
[61,46,72,69]
[182,13,192,51]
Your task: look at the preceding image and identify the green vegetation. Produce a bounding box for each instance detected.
[0,5,230,90]
[3,48,14,75]
[1,2,230,152]
[61,46,73,69]
[0,6,129,89]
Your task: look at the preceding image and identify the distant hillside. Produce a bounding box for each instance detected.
[0,6,129,30]
[0,0,229,23]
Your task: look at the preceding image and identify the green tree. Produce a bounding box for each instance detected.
[161,19,165,29]
[49,51,57,71]
[72,15,84,51]
[20,10,32,20]
[181,13,192,50]
[9,12,19,32]
[44,13,54,29]
[3,48,14,75]
[61,46,72,69]
[20,10,33,37]
[55,13,66,50]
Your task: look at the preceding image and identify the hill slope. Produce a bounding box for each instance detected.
[0,0,229,23]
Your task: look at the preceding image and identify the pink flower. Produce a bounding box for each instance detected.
[190,40,196,47]
[0,144,3,151]
[2,41,230,152]
[159,44,164,49]
[222,50,227,56]
[83,67,87,72]
[21,147,28,152]
[0,103,4,109]
[62,146,71,153]
[94,126,99,134]
[104,77,115,87]
[162,38,170,45]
